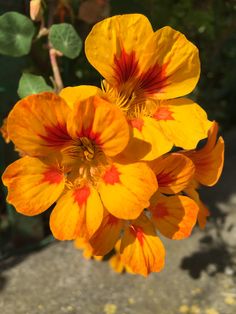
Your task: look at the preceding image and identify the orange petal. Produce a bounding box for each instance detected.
[120,214,165,276]
[67,95,129,157]
[7,92,71,157]
[152,98,212,150]
[89,211,124,256]
[50,184,104,240]
[2,156,65,216]
[98,162,157,220]
[184,187,210,229]
[150,153,195,194]
[149,194,198,239]
[74,237,103,261]
[184,122,225,186]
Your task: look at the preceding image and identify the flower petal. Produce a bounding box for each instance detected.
[59,85,102,109]
[74,237,103,261]
[153,98,212,150]
[123,117,172,161]
[120,214,165,276]
[184,187,210,229]
[50,184,104,240]
[144,26,200,99]
[85,14,153,85]
[2,156,65,216]
[184,122,225,186]
[98,162,157,219]
[149,194,198,239]
[7,92,71,157]
[150,153,195,194]
[89,212,124,256]
[67,95,129,156]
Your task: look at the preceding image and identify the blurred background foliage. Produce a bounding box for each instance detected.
[0,0,236,256]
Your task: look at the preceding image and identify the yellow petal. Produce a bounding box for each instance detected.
[7,92,71,157]
[50,184,104,240]
[85,14,153,85]
[2,156,65,216]
[144,26,200,99]
[98,162,157,219]
[149,194,198,239]
[59,85,102,109]
[149,153,195,194]
[122,117,172,161]
[120,214,165,276]
[153,98,212,150]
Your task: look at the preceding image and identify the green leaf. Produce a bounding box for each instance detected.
[0,12,35,57]
[17,73,53,98]
[49,23,82,59]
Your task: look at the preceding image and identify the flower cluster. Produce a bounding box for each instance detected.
[2,14,224,276]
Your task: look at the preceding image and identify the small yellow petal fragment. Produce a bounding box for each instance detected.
[190,305,201,314]
[104,303,117,314]
[179,305,190,313]
[128,298,135,305]
[224,296,236,305]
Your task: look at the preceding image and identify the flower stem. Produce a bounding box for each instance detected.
[49,48,64,93]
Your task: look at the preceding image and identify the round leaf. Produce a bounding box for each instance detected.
[17,73,53,98]
[0,12,35,57]
[49,23,82,59]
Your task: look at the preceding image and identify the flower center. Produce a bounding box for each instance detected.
[80,137,95,161]
[103,81,157,119]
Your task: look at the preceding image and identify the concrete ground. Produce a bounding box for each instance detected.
[0,129,236,314]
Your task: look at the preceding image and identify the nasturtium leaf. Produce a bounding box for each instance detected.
[17,73,53,98]
[49,23,82,59]
[0,12,35,57]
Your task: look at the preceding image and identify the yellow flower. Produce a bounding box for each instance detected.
[85,14,212,160]
[2,90,157,240]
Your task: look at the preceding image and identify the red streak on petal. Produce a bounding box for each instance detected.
[107,214,119,225]
[77,127,101,145]
[128,118,144,132]
[113,48,139,85]
[103,165,120,185]
[42,168,63,184]
[40,123,71,147]
[157,171,173,187]
[153,107,174,121]
[130,225,144,246]
[138,62,169,95]
[154,203,169,219]
[74,186,90,207]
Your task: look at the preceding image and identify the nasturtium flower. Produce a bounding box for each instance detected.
[85,13,212,160]
[2,91,157,240]
[183,121,225,228]
[85,153,200,276]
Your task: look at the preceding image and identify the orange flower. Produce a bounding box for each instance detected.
[85,14,212,160]
[183,121,225,228]
[148,153,199,240]
[87,153,199,276]
[89,212,165,276]
[2,90,157,240]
